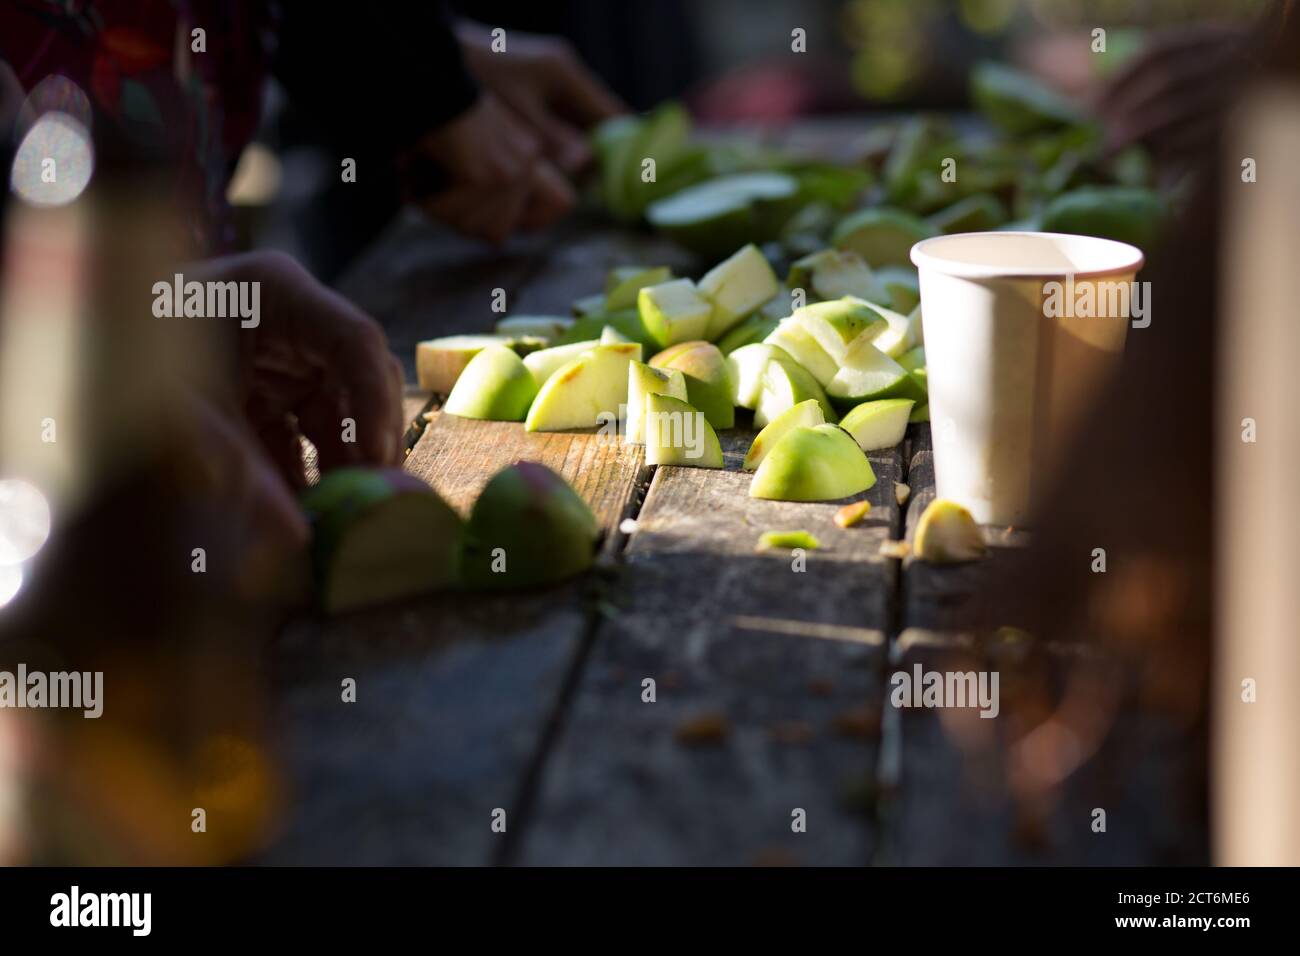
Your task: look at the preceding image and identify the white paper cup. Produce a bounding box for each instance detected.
[911,231,1145,527]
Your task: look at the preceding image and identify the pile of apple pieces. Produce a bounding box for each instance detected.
[413,242,931,503]
[300,461,600,614]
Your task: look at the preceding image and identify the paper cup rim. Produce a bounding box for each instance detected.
[910,231,1146,280]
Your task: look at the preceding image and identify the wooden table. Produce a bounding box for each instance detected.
[260,122,1207,866]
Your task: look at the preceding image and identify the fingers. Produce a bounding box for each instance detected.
[544,48,627,127]
[497,87,593,175]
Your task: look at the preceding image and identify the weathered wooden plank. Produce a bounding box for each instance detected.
[520,427,903,865]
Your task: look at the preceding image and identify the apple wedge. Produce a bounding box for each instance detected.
[698,243,779,340]
[644,393,723,468]
[905,303,924,347]
[716,312,780,355]
[743,398,825,471]
[416,334,540,393]
[638,278,713,349]
[860,300,916,358]
[626,361,688,444]
[839,398,915,451]
[460,461,599,589]
[792,296,888,362]
[914,498,987,563]
[554,310,657,351]
[443,345,538,422]
[908,403,930,423]
[572,293,608,317]
[524,343,641,432]
[302,468,462,613]
[831,207,938,268]
[728,343,784,409]
[898,345,926,389]
[605,265,672,311]
[873,265,921,314]
[749,424,876,501]
[787,249,889,305]
[764,318,839,386]
[754,354,838,427]
[828,337,927,405]
[494,315,574,342]
[649,340,734,429]
[522,339,602,386]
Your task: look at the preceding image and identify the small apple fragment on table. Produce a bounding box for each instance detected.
[643,393,723,469]
[756,530,821,552]
[604,265,672,311]
[525,342,641,432]
[301,468,462,614]
[913,498,987,563]
[638,277,713,350]
[442,345,538,422]
[626,361,688,445]
[697,242,780,341]
[833,500,872,528]
[459,461,600,589]
[749,424,876,502]
[839,398,915,452]
[649,340,734,429]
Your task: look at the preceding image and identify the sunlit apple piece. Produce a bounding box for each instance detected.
[460,461,599,589]
[495,315,574,342]
[833,500,872,528]
[875,265,921,314]
[754,354,837,427]
[522,339,603,386]
[716,312,780,356]
[524,343,641,432]
[831,206,938,268]
[649,340,734,429]
[443,345,538,422]
[626,361,688,444]
[638,278,713,349]
[643,393,723,468]
[416,334,538,393]
[828,337,927,405]
[906,304,924,347]
[605,265,672,311]
[787,249,889,305]
[839,398,915,451]
[908,403,929,423]
[601,325,633,344]
[553,309,657,350]
[764,318,839,386]
[727,343,784,409]
[302,468,461,614]
[743,397,825,471]
[857,300,915,358]
[699,243,780,340]
[749,424,876,501]
[898,345,926,389]
[791,296,888,362]
[913,498,987,563]
[756,530,820,551]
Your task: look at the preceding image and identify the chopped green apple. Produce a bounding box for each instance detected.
[749,424,876,501]
[908,403,930,423]
[792,296,888,362]
[523,339,602,386]
[927,193,1007,234]
[554,310,657,350]
[716,312,780,355]
[604,265,672,311]
[638,278,713,349]
[302,468,461,613]
[416,334,532,393]
[754,356,838,427]
[626,361,688,444]
[524,343,641,432]
[839,398,915,451]
[600,325,633,344]
[743,398,825,471]
[764,318,839,386]
[572,293,608,317]
[645,172,800,260]
[833,500,872,528]
[831,207,938,268]
[860,300,916,358]
[756,530,820,551]
[649,340,734,429]
[443,345,538,422]
[494,315,574,342]
[643,393,723,468]
[828,337,927,405]
[913,498,987,563]
[460,461,599,588]
[698,243,780,340]
[898,346,926,386]
[875,266,921,314]
[906,303,924,348]
[787,249,889,305]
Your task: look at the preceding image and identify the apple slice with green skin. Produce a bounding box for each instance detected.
[764,318,838,386]
[754,354,838,427]
[874,265,920,314]
[638,278,713,349]
[523,339,602,386]
[699,243,780,340]
[601,325,633,344]
[716,312,780,355]
[898,346,926,389]
[494,315,574,342]
[828,336,927,405]
[649,340,734,429]
[831,207,938,268]
[749,424,876,501]
[524,343,641,432]
[572,293,608,317]
[645,172,800,260]
[860,300,916,358]
[302,468,462,613]
[787,249,889,305]
[908,402,930,423]
[792,296,888,362]
[444,345,538,422]
[554,310,657,350]
[626,361,688,444]
[728,343,784,409]
[913,498,987,563]
[416,334,542,393]
[644,393,724,468]
[839,398,915,451]
[605,265,672,311]
[744,398,825,471]
[905,303,923,347]
[460,461,599,589]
